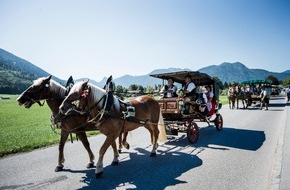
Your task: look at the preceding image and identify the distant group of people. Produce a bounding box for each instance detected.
[286,86,290,102]
[160,75,215,115]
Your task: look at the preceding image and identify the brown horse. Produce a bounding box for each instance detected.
[227,87,235,109]
[59,80,167,178]
[16,76,97,172]
[235,85,247,109]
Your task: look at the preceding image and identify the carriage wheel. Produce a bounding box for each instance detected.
[214,114,223,131]
[187,121,199,144]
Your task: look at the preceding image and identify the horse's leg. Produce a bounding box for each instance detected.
[76,132,95,168]
[147,124,159,157]
[118,132,123,153]
[111,140,119,165]
[118,131,130,153]
[236,98,239,109]
[95,136,118,178]
[55,129,69,172]
[122,132,130,150]
[233,98,236,109]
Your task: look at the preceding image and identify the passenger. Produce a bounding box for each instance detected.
[182,75,196,114]
[198,86,208,114]
[205,85,214,113]
[160,78,177,98]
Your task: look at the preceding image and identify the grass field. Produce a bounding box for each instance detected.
[0,94,229,157]
[0,95,98,157]
[219,95,228,105]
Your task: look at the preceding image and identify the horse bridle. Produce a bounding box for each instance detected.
[20,82,51,106]
[62,85,106,119]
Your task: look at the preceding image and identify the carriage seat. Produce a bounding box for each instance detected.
[117,99,136,119]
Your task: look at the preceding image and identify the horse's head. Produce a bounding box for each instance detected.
[17,76,52,108]
[59,80,90,114]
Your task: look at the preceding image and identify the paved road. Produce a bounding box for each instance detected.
[0,95,289,190]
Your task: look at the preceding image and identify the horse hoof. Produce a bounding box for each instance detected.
[111,161,119,166]
[55,165,63,172]
[125,143,130,150]
[150,152,156,157]
[95,171,103,178]
[86,162,95,168]
[118,149,122,154]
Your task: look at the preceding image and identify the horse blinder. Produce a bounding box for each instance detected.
[81,86,90,99]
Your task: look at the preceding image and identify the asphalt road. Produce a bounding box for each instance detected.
[0,95,289,190]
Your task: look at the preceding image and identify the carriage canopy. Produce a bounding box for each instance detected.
[150,71,220,101]
[240,79,272,85]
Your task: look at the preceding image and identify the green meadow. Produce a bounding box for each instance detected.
[0,95,98,157]
[0,94,228,157]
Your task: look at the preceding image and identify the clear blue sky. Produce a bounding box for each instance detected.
[0,0,289,81]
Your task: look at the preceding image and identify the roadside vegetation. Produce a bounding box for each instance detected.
[0,95,98,157]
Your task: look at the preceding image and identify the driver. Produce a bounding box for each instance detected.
[182,75,196,114]
[103,75,115,115]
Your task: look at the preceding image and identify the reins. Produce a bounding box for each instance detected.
[31,96,65,107]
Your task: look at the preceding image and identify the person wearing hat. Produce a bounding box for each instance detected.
[182,74,196,114]
[160,78,177,98]
[103,75,115,114]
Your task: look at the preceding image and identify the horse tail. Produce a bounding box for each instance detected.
[157,109,167,142]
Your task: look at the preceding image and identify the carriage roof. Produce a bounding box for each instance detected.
[240,79,272,85]
[150,71,216,86]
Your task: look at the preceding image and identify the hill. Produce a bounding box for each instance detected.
[108,68,191,88]
[198,62,289,83]
[1,48,289,93]
[0,48,63,94]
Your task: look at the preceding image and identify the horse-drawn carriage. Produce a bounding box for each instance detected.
[240,79,272,108]
[150,71,223,144]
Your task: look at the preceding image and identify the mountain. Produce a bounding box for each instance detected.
[198,62,290,83]
[282,70,290,75]
[1,48,289,94]
[0,48,64,94]
[112,68,191,88]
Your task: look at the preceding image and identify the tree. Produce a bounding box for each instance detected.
[115,85,125,97]
[283,77,290,87]
[145,86,155,94]
[224,82,229,89]
[137,85,144,92]
[213,76,223,89]
[266,75,279,85]
[128,84,138,91]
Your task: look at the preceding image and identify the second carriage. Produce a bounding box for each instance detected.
[150,71,223,144]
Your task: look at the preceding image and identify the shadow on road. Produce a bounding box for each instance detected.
[194,126,265,151]
[75,145,202,190]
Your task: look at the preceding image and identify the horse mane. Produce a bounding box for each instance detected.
[33,77,66,97]
[88,83,107,108]
[70,81,107,109]
[50,80,67,97]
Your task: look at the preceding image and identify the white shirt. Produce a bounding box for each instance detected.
[185,82,196,92]
[160,85,177,98]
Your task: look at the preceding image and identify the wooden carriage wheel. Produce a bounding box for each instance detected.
[214,114,223,131]
[187,121,199,144]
